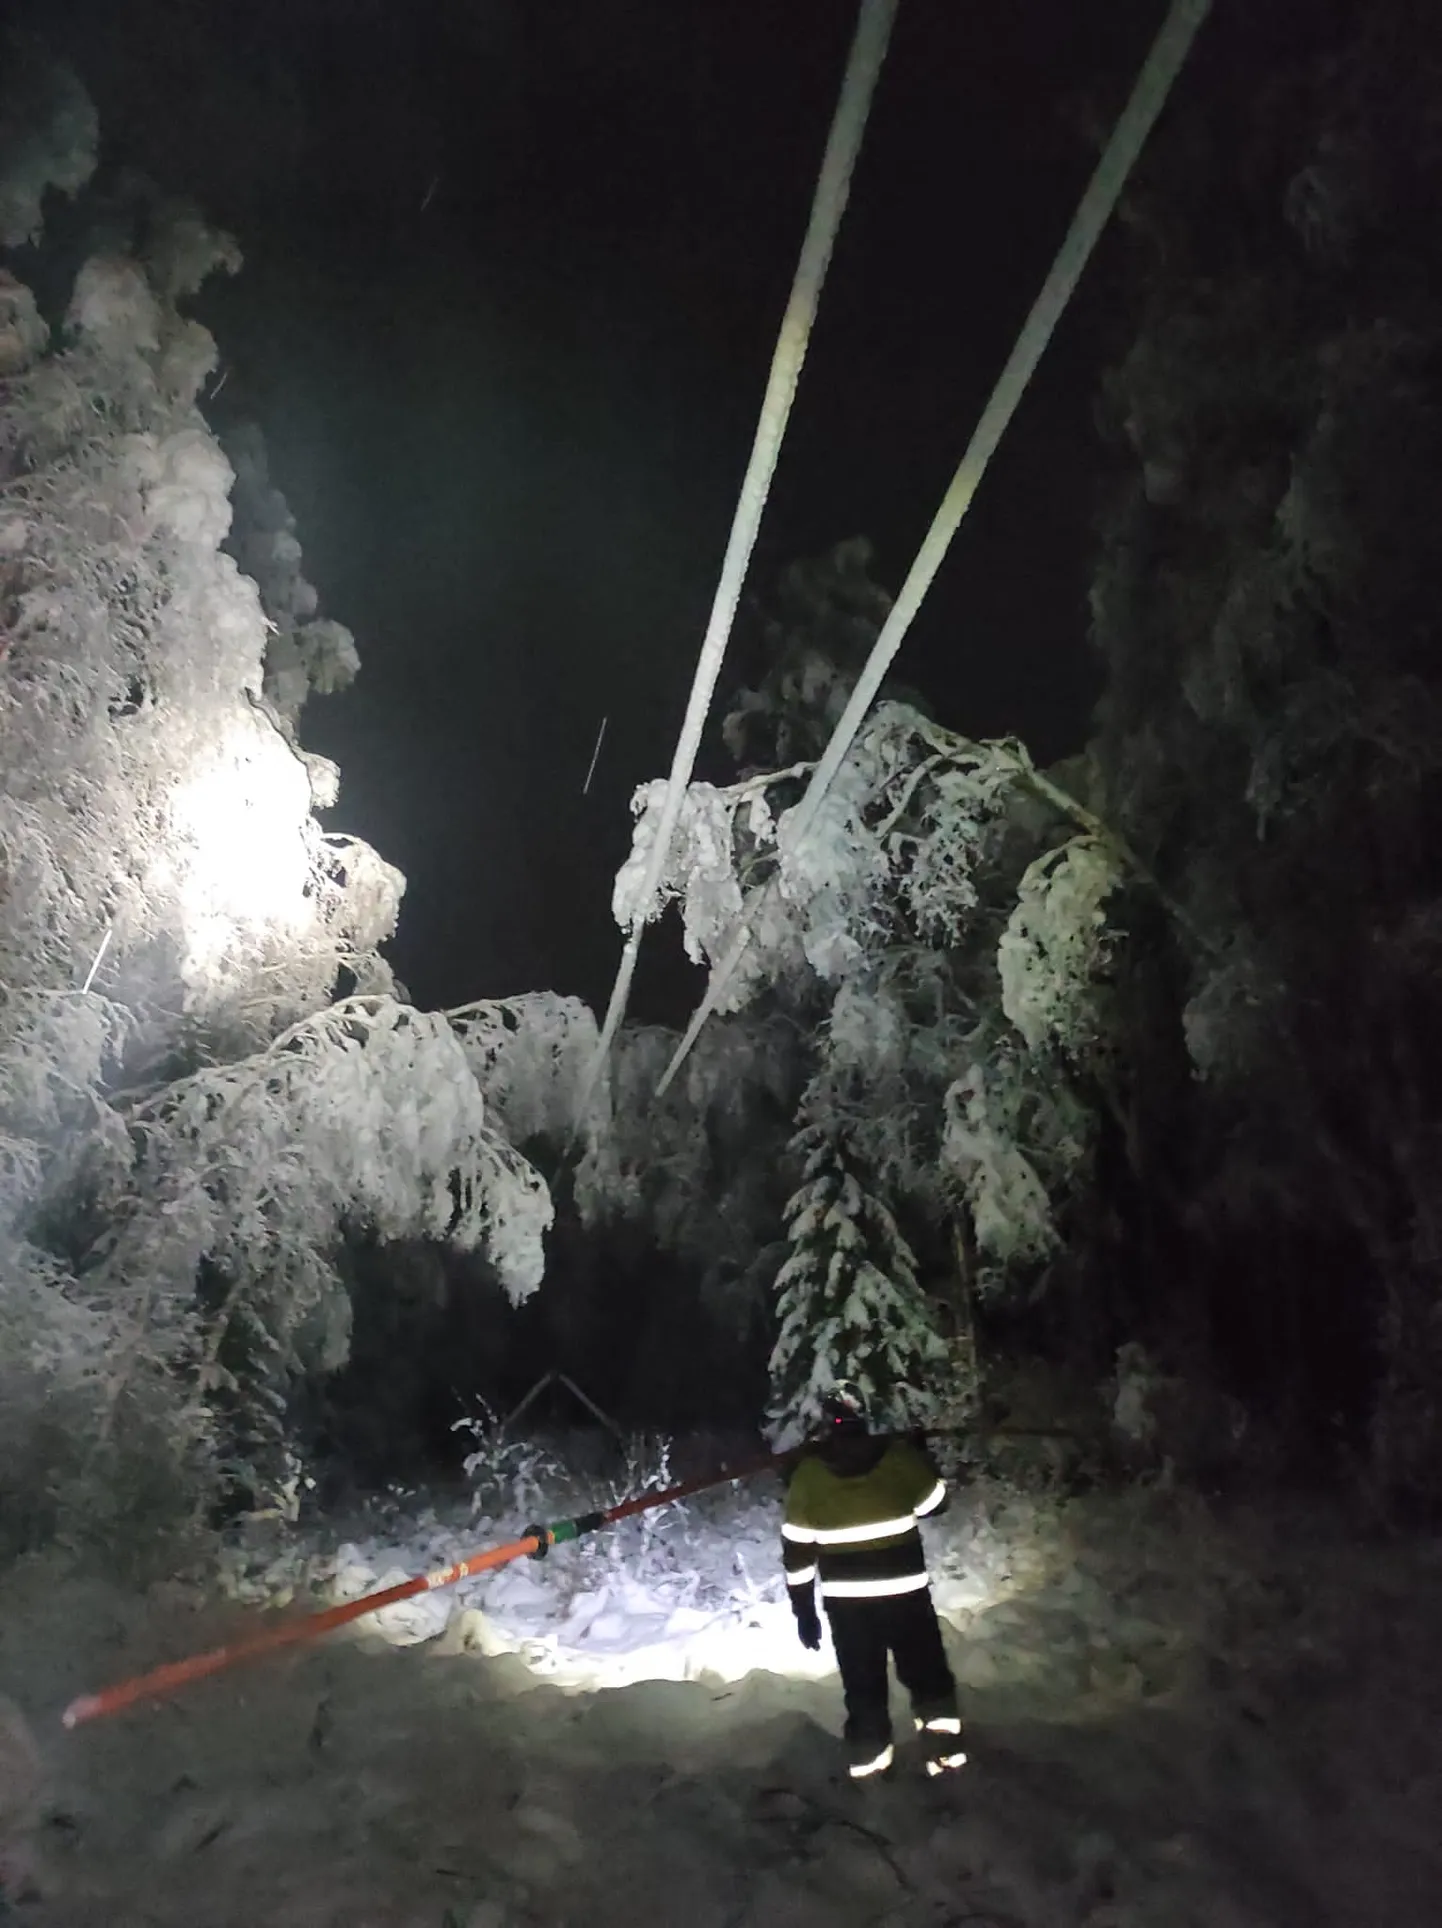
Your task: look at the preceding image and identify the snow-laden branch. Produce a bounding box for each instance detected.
[612,704,1044,1012]
[940,1058,1089,1290]
[112,996,551,1321]
[998,835,1124,1055]
[448,991,599,1148]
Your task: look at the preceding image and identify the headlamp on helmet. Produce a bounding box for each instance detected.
[821,1380,868,1429]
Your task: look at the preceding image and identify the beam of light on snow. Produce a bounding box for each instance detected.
[289,1483,1025,1698]
[374,1582,842,1692]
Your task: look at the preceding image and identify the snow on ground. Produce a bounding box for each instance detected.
[3,1441,1442,1925]
[215,1436,1066,1694]
[273,1472,837,1693]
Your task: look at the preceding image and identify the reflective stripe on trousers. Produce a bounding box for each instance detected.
[821,1571,929,1600]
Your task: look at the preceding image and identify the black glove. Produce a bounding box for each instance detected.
[793,1596,822,1651]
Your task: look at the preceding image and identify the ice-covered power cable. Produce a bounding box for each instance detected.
[572,0,899,1135]
[657,0,1213,1096]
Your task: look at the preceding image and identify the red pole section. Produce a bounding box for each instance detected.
[57,1432,1064,1729]
[60,1453,790,1731]
[595,1452,786,1527]
[61,1532,541,1730]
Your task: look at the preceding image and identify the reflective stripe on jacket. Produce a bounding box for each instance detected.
[783,1438,946,1601]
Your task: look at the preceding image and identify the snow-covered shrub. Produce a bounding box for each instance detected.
[454,1405,572,1524]
[768,1126,949,1443]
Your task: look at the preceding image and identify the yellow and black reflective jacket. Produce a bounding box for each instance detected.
[782,1432,947,1602]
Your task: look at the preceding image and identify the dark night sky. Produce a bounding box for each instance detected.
[35,0,1162,1022]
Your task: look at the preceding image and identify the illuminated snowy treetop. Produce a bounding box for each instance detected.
[0,67,554,1543]
[0,227,402,1039]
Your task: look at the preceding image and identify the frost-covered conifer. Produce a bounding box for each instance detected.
[768,1127,948,1444]
[614,692,1126,1307]
[1085,0,1442,1498]
[0,62,552,1547]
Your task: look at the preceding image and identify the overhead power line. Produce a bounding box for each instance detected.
[656,0,1213,1097]
[571,0,900,1133]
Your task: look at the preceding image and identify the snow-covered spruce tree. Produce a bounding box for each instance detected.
[768,1126,948,1444]
[0,65,550,1552]
[609,551,1159,1439]
[1086,0,1442,1499]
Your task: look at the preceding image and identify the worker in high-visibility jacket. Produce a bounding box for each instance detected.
[782,1381,965,1780]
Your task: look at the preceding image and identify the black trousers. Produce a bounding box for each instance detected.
[825,1588,958,1750]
